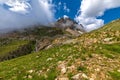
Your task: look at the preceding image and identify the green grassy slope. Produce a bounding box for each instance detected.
[0,39,35,62]
[0,40,28,55]
[100,19,120,31]
[0,19,120,80]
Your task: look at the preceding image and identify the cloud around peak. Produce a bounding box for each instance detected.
[0,0,55,32]
[75,0,120,32]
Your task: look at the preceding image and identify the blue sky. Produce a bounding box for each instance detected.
[53,0,81,19]
[54,0,120,24]
[99,7,120,23]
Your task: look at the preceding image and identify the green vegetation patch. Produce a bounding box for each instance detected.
[0,40,29,56]
[102,43,120,54]
[109,71,120,80]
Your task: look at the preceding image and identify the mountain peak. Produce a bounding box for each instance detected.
[63,15,69,19]
[57,16,77,25]
[55,16,85,32]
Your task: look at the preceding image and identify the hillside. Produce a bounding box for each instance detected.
[0,19,120,80]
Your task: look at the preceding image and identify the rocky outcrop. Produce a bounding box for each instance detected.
[35,37,52,52]
[53,16,85,34]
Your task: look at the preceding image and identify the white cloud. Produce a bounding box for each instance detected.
[58,2,61,6]
[56,1,61,11]
[56,2,70,13]
[75,0,120,32]
[63,3,70,13]
[0,0,55,32]
[4,0,31,14]
[63,15,69,19]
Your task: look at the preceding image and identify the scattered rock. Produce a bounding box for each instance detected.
[55,77,69,80]
[90,74,96,80]
[67,65,76,72]
[37,70,43,76]
[28,70,34,74]
[117,69,120,72]
[82,73,88,79]
[28,75,32,79]
[47,58,53,61]
[103,38,113,42]
[36,55,40,58]
[58,62,67,74]
[72,73,81,80]
[61,67,67,74]
[89,78,94,80]
[95,68,100,72]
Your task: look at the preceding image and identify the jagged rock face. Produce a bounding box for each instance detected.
[54,16,84,31]
[56,17,77,29]
[35,37,52,51]
[53,16,85,36]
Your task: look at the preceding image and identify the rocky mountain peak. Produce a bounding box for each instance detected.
[54,15,85,33]
[57,15,77,25]
[63,15,69,19]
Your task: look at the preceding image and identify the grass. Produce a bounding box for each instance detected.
[109,71,120,80]
[102,43,120,54]
[0,42,119,79]
[0,44,77,79]
[95,19,120,31]
[0,40,29,56]
[0,43,93,79]
[77,66,87,72]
